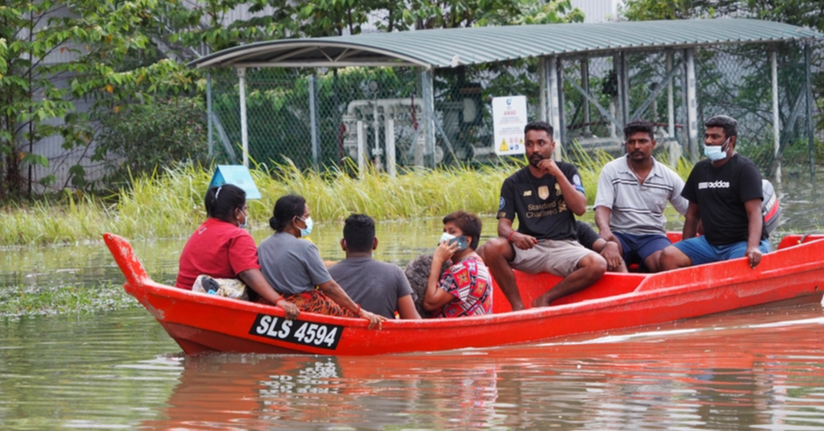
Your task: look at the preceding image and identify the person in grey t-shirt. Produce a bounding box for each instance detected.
[594,120,689,273]
[258,195,385,329]
[328,214,420,320]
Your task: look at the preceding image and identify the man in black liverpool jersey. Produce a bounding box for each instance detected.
[478,121,606,310]
[659,115,769,270]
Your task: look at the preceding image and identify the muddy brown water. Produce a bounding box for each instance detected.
[1,170,824,430]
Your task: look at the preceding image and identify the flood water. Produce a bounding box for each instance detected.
[1,170,824,430]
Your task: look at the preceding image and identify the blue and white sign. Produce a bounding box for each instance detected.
[492,96,528,156]
[208,165,262,200]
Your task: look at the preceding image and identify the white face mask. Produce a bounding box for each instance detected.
[237,210,248,229]
[439,232,456,243]
[298,216,313,237]
[704,137,730,161]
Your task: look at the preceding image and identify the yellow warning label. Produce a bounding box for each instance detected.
[499,139,509,152]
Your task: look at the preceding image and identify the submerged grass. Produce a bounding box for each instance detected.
[0,282,138,319]
[0,153,693,246]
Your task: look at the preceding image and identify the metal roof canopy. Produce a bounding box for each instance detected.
[195,19,822,176]
[190,18,821,70]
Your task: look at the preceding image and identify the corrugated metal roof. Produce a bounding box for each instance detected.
[190,18,822,70]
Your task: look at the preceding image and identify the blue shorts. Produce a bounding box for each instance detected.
[613,232,673,268]
[673,236,770,266]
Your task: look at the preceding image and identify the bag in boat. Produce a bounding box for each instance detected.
[192,275,249,301]
[762,179,781,235]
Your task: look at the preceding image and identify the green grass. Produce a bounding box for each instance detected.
[0,154,693,246]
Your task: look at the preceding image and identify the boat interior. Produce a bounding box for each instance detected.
[490,233,824,314]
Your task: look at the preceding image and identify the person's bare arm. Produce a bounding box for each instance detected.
[397,295,422,319]
[497,217,538,250]
[744,198,764,268]
[423,241,460,311]
[317,279,386,329]
[537,159,587,215]
[594,206,617,242]
[238,269,299,320]
[682,202,701,240]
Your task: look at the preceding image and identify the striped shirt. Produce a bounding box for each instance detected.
[594,155,688,235]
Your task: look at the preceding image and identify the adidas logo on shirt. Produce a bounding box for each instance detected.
[698,181,730,189]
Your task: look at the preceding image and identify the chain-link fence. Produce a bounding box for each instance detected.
[206,41,819,176]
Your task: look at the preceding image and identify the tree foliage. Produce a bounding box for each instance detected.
[1,0,583,196]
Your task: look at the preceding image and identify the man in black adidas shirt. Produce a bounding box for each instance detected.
[478,121,606,311]
[659,115,769,270]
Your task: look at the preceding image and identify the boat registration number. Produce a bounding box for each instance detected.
[249,314,344,350]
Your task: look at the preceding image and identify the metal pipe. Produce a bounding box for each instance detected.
[385,118,396,177]
[357,120,366,178]
[771,49,781,182]
[237,67,249,167]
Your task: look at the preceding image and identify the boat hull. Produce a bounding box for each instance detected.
[105,233,824,356]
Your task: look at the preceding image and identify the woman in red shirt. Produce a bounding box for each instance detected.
[176,184,299,319]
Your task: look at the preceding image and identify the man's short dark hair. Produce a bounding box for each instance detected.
[524,121,554,138]
[704,115,738,139]
[343,214,375,253]
[443,211,482,250]
[623,120,655,141]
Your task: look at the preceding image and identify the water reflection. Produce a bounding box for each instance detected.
[122,304,824,430]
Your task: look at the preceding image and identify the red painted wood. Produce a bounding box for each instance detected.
[103,233,824,356]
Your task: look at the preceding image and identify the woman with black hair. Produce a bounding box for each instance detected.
[258,195,386,329]
[176,184,299,319]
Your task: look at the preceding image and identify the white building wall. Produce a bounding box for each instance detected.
[571,0,618,22]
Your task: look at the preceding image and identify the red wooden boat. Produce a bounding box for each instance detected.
[103,232,824,356]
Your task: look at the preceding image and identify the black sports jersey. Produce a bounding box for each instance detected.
[682,154,767,245]
[497,163,585,241]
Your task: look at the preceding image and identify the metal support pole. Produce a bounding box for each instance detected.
[556,57,566,159]
[309,75,319,172]
[539,57,548,122]
[421,69,436,168]
[666,51,675,138]
[207,73,213,158]
[385,118,396,177]
[684,49,699,162]
[771,50,782,182]
[805,42,815,178]
[547,56,562,157]
[614,54,624,130]
[581,58,591,133]
[357,120,366,178]
[236,67,249,167]
[620,52,629,128]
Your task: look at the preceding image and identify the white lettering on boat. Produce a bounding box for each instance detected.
[250,314,343,350]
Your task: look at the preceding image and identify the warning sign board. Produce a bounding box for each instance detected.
[492,96,528,156]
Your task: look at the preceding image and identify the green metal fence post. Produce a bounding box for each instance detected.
[805,42,815,178]
[309,75,319,172]
[207,73,213,158]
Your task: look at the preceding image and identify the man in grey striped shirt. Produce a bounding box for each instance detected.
[594,120,689,272]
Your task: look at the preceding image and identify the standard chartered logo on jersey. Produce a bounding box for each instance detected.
[698,181,730,189]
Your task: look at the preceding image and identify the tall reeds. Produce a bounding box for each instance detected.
[0,153,692,246]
